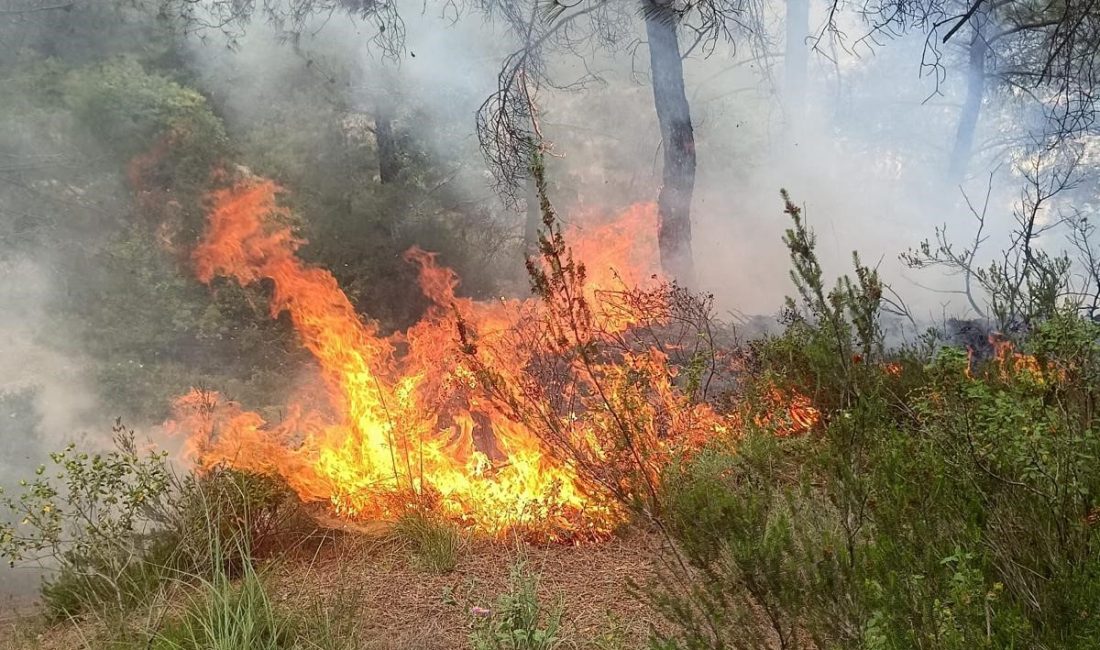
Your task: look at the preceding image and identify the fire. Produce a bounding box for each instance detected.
[166,175,826,538]
[988,335,1065,385]
[169,178,687,539]
[752,387,821,437]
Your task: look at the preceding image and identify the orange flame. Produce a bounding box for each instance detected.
[752,387,821,437]
[170,179,701,538]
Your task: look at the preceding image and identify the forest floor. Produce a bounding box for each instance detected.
[0,528,666,650]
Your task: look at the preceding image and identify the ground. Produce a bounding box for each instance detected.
[0,528,666,649]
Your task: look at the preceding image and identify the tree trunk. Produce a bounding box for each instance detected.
[948,19,987,181]
[645,3,696,285]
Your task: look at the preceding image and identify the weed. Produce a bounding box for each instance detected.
[470,558,565,650]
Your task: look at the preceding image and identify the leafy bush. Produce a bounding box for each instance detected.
[0,421,318,623]
[62,57,228,179]
[0,420,177,620]
[391,510,464,573]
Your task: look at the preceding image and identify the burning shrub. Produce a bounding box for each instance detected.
[166,157,732,541]
[455,157,730,529]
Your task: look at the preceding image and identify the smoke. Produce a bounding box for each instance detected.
[0,257,102,603]
[0,0,1050,455]
[177,0,1037,332]
[0,259,99,451]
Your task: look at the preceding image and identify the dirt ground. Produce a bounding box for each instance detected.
[0,528,671,649]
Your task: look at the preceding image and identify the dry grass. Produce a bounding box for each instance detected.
[3,527,666,650]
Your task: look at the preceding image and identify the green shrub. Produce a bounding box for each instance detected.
[0,421,177,621]
[61,56,227,171]
[38,532,179,623]
[644,194,1100,649]
[0,422,318,623]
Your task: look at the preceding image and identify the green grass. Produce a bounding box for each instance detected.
[146,519,355,650]
[391,510,464,574]
[150,568,293,650]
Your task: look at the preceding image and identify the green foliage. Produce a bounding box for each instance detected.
[38,536,175,624]
[391,510,464,574]
[0,421,175,620]
[471,559,565,650]
[62,56,227,176]
[645,195,1100,649]
[66,225,300,421]
[0,50,300,423]
[0,423,318,623]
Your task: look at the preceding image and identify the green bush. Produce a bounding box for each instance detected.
[0,421,177,621]
[62,56,227,175]
[37,532,179,623]
[644,195,1100,649]
[0,422,318,623]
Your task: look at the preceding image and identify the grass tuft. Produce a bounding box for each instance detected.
[391,510,464,574]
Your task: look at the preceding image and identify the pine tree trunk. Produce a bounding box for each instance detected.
[948,21,987,181]
[645,3,696,284]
